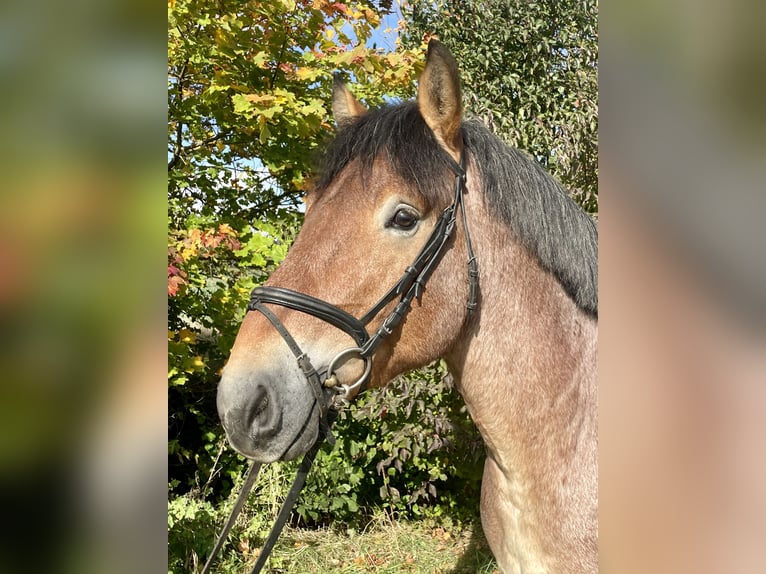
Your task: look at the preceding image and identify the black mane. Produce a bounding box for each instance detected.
[463,120,598,316]
[316,101,598,316]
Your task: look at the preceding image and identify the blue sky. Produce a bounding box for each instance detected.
[367,2,404,52]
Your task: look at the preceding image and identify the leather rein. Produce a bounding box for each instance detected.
[201,151,478,574]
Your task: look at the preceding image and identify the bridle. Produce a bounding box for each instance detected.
[251,151,477,401]
[201,150,478,574]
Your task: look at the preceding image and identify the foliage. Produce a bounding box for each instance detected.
[294,362,485,525]
[168,495,218,572]
[403,0,599,214]
[168,0,423,229]
[168,213,301,498]
[169,463,297,573]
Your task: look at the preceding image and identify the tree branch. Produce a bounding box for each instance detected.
[168,60,189,174]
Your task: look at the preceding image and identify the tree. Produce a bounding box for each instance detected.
[403,0,598,213]
[168,0,421,227]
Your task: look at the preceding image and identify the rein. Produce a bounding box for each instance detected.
[201,151,477,574]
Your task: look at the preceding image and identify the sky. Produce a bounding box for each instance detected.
[367,2,405,52]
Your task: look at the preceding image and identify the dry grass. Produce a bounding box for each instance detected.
[215,512,498,574]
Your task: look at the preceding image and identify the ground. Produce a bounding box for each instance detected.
[204,515,499,574]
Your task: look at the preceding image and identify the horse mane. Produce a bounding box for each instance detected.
[316,101,598,317]
[463,120,598,316]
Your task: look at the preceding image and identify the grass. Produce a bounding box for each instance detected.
[206,511,498,574]
[170,464,496,573]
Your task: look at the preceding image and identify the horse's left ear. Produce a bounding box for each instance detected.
[417,39,463,159]
[332,73,367,126]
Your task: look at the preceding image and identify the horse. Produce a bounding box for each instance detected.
[217,40,598,574]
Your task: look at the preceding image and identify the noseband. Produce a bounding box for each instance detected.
[202,151,478,574]
[248,151,477,404]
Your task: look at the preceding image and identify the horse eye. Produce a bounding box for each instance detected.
[390,208,419,230]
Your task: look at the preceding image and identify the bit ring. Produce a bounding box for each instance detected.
[324,347,372,400]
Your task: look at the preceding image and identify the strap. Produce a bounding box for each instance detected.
[202,410,337,574]
[250,287,369,348]
[358,205,454,326]
[249,408,338,574]
[441,148,466,180]
[359,207,456,357]
[200,461,262,574]
[358,154,469,358]
[456,154,479,315]
[250,303,328,421]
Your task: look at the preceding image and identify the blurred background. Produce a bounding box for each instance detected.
[600,1,766,573]
[0,0,762,572]
[0,0,166,572]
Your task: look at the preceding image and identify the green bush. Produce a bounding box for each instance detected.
[168,495,218,573]
[168,210,301,501]
[295,362,485,525]
[168,463,296,573]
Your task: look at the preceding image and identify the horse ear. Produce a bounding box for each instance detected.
[332,74,367,126]
[417,39,463,158]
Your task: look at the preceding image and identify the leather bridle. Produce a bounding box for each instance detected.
[202,150,478,574]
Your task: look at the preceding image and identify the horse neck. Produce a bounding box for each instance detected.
[445,195,598,491]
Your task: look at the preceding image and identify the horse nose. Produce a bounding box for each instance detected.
[217,376,282,453]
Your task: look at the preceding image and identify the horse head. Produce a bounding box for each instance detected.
[217,41,476,462]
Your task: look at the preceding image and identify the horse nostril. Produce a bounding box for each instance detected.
[218,378,283,452]
[246,383,281,436]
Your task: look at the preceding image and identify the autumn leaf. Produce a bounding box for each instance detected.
[295,66,322,81]
[167,275,184,297]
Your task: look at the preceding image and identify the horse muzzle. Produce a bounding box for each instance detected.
[216,363,322,462]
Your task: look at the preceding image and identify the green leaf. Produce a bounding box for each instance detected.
[259,121,271,144]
